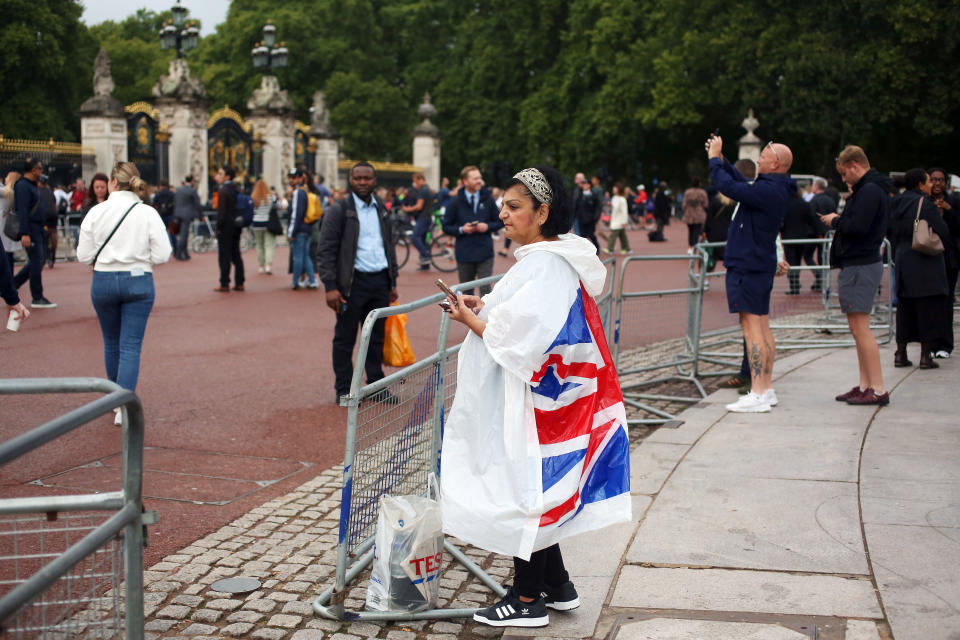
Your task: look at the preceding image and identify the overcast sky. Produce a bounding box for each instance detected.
[81,0,229,35]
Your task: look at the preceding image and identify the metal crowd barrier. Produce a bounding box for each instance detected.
[0,378,152,639]
[611,253,707,425]
[596,256,618,347]
[313,275,506,622]
[695,237,894,375]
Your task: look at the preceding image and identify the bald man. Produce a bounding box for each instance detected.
[707,136,796,412]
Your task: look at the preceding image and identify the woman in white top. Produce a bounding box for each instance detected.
[604,182,631,254]
[77,162,171,424]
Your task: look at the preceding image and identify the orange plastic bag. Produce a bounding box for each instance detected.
[383,303,415,367]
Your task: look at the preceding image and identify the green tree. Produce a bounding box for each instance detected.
[0,0,98,141]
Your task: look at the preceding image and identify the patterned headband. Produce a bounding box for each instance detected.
[513,168,553,205]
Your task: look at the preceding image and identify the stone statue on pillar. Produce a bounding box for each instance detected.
[153,58,211,200]
[310,91,340,189]
[412,93,441,190]
[738,108,762,162]
[247,76,295,193]
[79,49,126,183]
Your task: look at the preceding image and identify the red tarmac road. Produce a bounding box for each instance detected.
[1,221,750,565]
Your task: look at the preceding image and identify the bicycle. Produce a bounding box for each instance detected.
[396,209,457,272]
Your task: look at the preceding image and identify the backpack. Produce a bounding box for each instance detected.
[236,193,255,227]
[304,191,323,224]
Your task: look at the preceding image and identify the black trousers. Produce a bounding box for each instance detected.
[217,231,244,287]
[13,223,46,300]
[931,266,958,354]
[332,270,391,395]
[784,243,820,293]
[513,544,569,600]
[686,223,703,248]
[579,220,598,251]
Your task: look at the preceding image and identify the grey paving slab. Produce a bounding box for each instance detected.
[844,619,881,640]
[644,402,726,446]
[611,567,881,618]
[563,495,649,579]
[627,473,868,574]
[629,443,689,495]
[499,576,606,638]
[678,419,864,483]
[614,618,808,640]
[866,522,960,640]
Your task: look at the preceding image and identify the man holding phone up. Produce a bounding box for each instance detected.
[442,165,503,297]
[707,135,795,413]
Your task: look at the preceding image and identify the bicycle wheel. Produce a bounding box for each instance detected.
[429,236,457,272]
[396,236,410,269]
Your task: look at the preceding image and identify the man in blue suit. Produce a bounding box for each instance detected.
[442,165,503,296]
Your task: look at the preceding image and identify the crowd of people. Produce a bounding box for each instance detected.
[4,152,958,413]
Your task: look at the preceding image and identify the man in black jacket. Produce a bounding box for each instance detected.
[820,145,891,406]
[13,157,56,308]
[318,162,399,402]
[442,165,502,296]
[572,173,601,250]
[214,166,245,292]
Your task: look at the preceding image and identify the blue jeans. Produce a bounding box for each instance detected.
[91,271,155,391]
[410,216,432,261]
[291,232,316,286]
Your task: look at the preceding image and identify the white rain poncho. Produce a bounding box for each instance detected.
[440,234,631,560]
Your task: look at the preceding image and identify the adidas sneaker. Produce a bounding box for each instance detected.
[473,587,549,628]
[542,580,580,611]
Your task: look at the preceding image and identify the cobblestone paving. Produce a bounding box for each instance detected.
[74,316,863,640]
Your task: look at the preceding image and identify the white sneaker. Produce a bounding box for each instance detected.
[934,350,950,359]
[762,389,778,406]
[114,408,123,426]
[725,392,771,413]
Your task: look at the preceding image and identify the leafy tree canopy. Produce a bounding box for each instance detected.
[5,0,959,186]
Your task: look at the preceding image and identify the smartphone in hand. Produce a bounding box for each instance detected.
[435,279,459,309]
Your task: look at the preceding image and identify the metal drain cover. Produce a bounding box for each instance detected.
[210,577,261,594]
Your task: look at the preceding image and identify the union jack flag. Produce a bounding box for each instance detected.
[529,283,631,543]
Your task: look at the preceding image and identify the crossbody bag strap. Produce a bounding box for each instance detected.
[93,202,138,267]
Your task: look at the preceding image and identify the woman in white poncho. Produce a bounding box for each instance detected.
[440,167,631,628]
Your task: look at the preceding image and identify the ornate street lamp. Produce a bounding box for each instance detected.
[251,21,288,74]
[159,1,198,58]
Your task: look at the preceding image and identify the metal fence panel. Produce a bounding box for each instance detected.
[315,275,505,622]
[612,254,707,425]
[696,238,893,370]
[0,378,148,640]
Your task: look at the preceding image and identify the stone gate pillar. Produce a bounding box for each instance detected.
[738,108,762,162]
[247,76,295,192]
[412,93,441,190]
[309,91,339,190]
[79,49,127,183]
[153,58,211,201]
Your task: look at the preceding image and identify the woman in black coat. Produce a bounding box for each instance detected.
[888,168,952,369]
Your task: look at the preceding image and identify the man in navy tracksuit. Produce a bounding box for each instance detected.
[12,158,56,308]
[708,136,795,413]
[442,165,503,296]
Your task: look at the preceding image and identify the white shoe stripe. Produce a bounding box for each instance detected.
[506,603,515,615]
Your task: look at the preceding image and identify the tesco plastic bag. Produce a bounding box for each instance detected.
[366,475,443,612]
[383,302,415,367]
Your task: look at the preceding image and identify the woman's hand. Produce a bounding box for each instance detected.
[443,293,486,336]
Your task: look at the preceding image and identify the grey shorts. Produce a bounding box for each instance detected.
[838,262,883,314]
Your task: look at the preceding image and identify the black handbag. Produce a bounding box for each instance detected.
[266,202,284,235]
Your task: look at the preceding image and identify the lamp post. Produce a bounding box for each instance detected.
[250,21,289,75]
[159,0,199,58]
